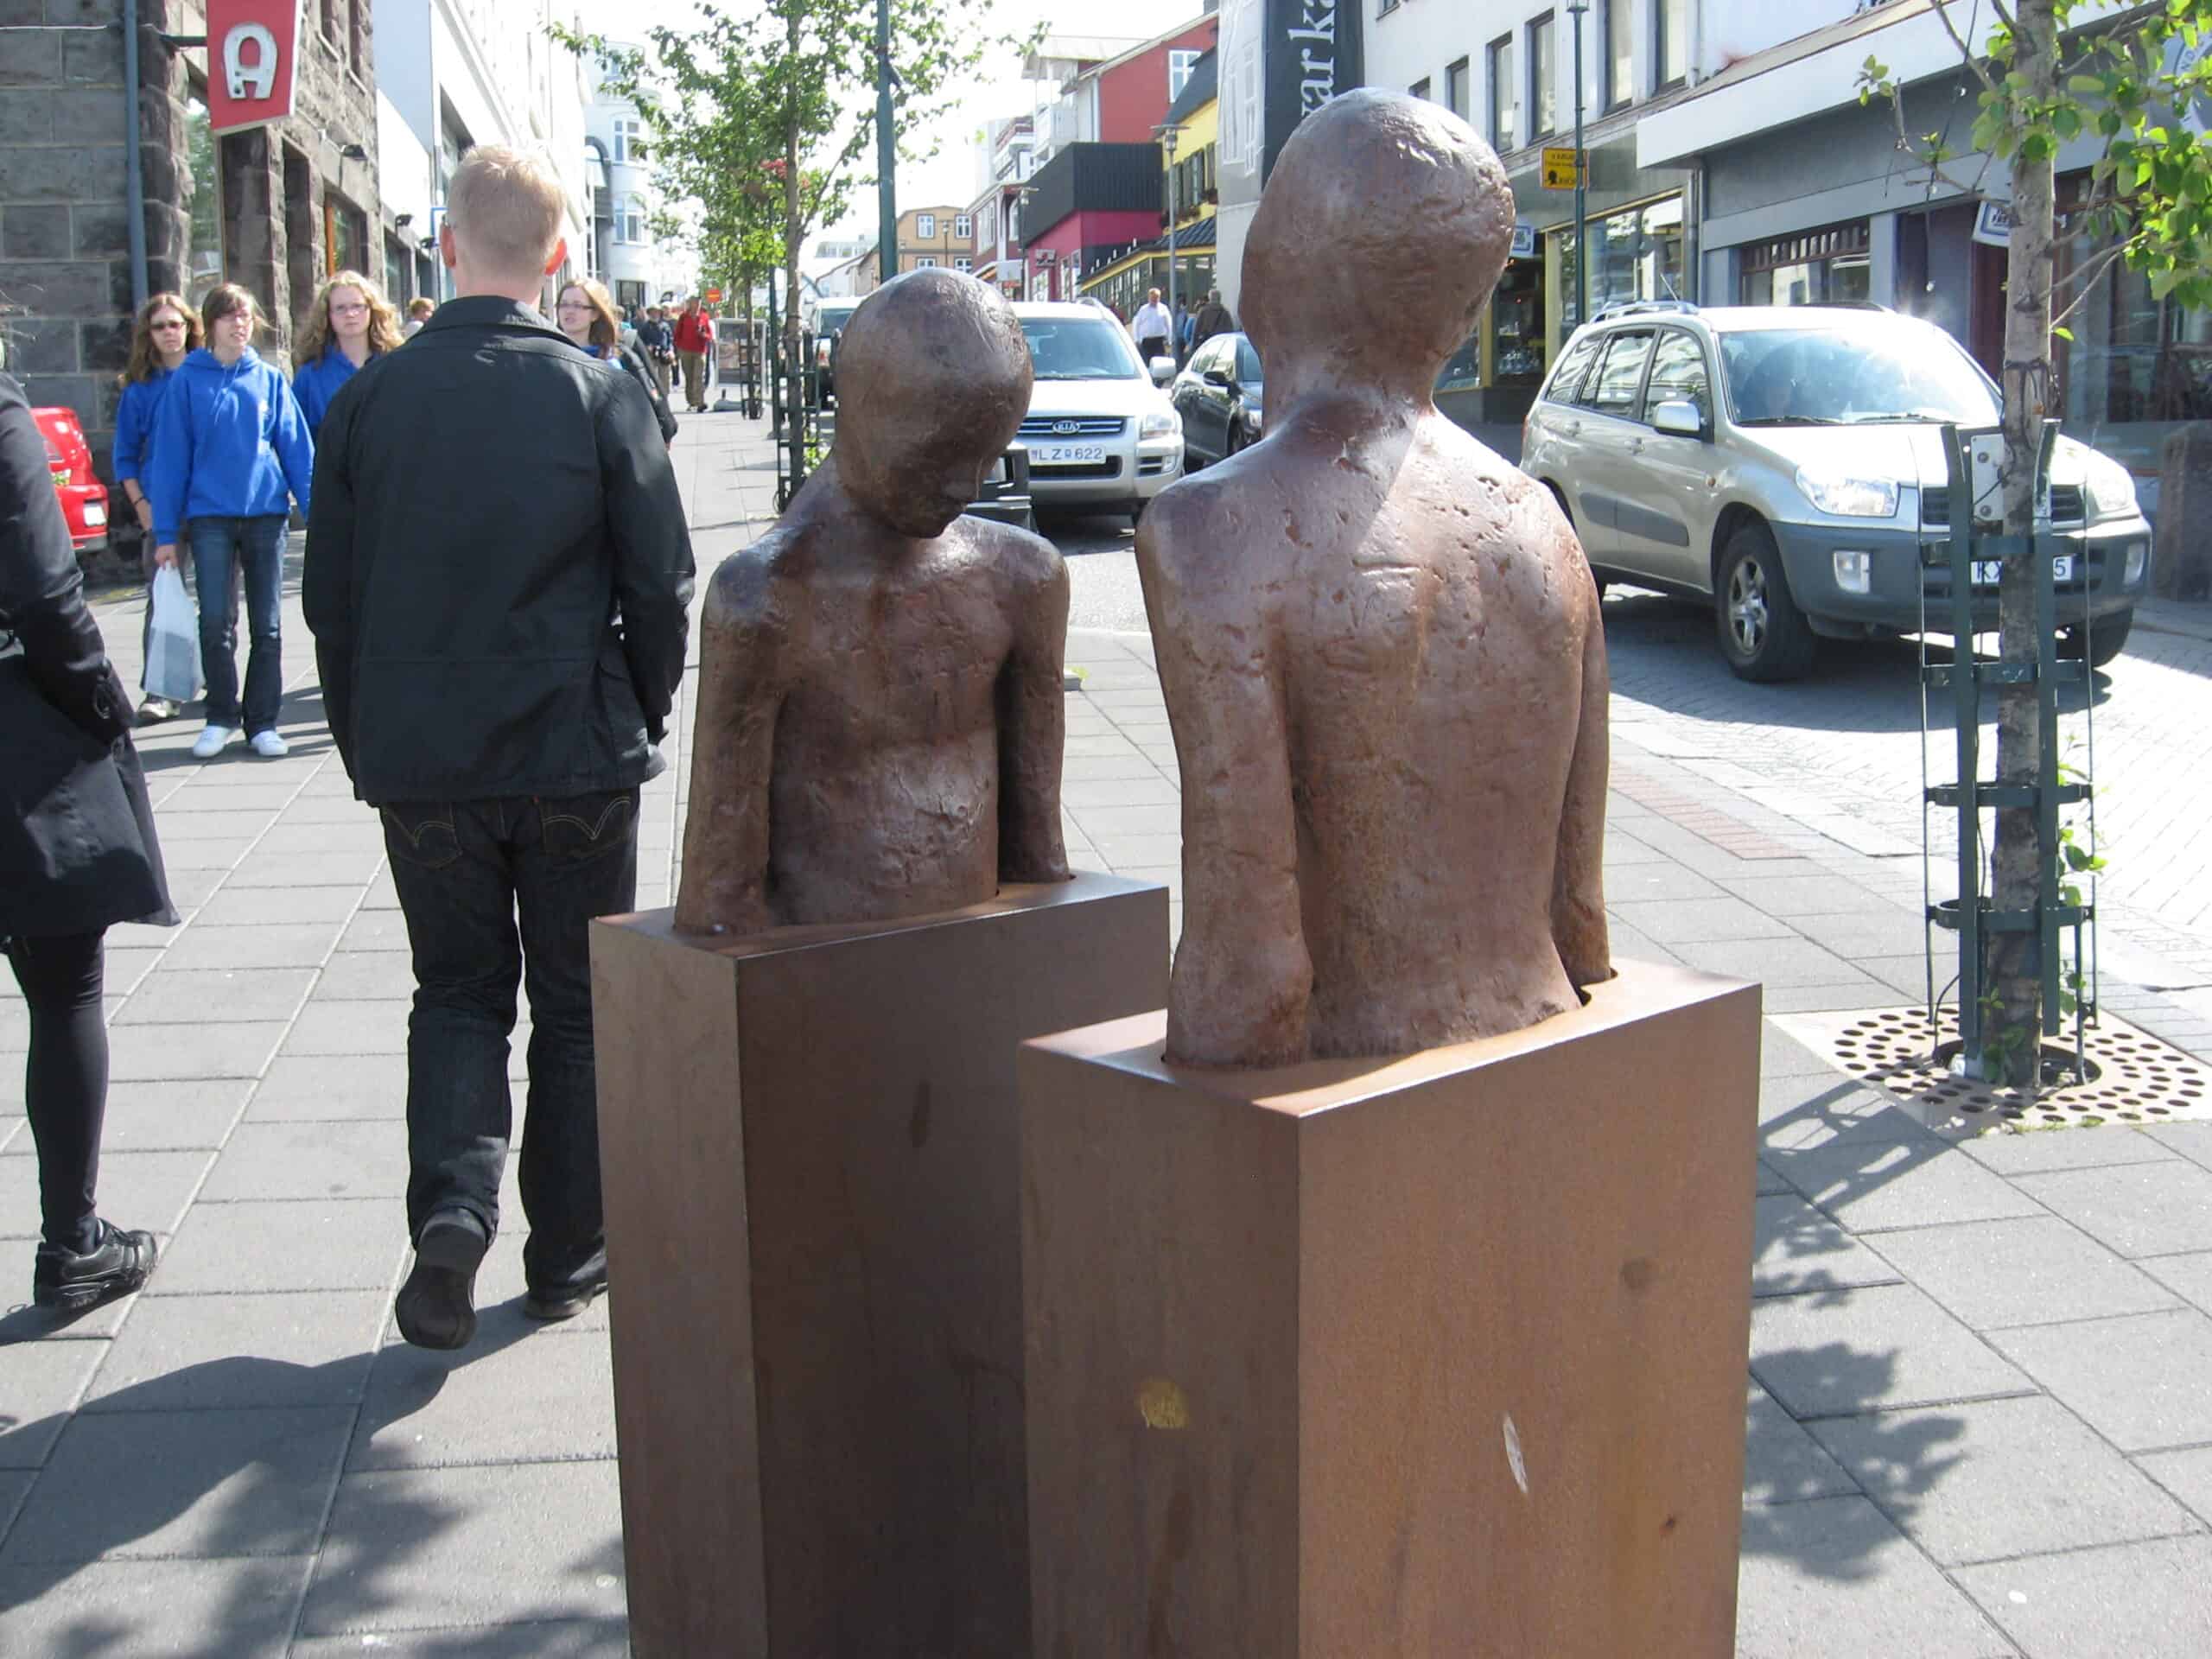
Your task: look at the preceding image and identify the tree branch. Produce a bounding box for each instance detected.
[1931,0,2002,94]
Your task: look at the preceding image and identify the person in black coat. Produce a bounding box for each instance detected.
[0,372,175,1312]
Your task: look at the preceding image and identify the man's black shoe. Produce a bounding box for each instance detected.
[33,1219,156,1311]
[394,1210,489,1351]
[523,1268,608,1324]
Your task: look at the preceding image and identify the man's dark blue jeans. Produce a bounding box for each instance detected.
[380,790,639,1299]
[187,514,287,736]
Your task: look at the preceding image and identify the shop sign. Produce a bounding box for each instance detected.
[207,0,300,136]
[1973,199,2014,248]
[1262,0,1365,180]
[1541,147,1584,191]
[1510,221,1536,260]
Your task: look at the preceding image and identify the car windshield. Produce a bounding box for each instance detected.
[817,308,856,334]
[1719,324,2000,427]
[1020,317,1143,380]
[1236,338,1262,387]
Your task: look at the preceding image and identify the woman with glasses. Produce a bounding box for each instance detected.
[555,278,677,445]
[143,283,315,761]
[293,270,404,440]
[111,293,204,723]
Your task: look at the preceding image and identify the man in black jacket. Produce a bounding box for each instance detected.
[305,145,695,1351]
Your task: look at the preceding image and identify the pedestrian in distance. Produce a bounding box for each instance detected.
[1,368,175,1313]
[111,291,204,724]
[402,296,435,339]
[304,144,695,1352]
[143,283,315,762]
[1132,287,1173,372]
[636,304,676,403]
[674,296,715,413]
[1192,286,1236,352]
[556,277,677,445]
[293,269,404,440]
[1173,296,1192,366]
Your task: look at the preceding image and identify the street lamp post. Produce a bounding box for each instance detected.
[1567,0,1588,330]
[876,0,898,289]
[1154,122,1183,359]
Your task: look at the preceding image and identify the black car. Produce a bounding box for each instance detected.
[1169,332,1263,469]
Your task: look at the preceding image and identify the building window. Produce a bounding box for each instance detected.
[1446,57,1471,123]
[1738,219,1872,307]
[613,118,648,165]
[1605,0,1634,109]
[1656,0,1688,91]
[614,194,645,245]
[1378,0,1398,13]
[326,193,365,276]
[956,257,973,271]
[916,256,938,268]
[183,88,222,309]
[321,0,336,43]
[1529,15,1556,139]
[348,0,363,74]
[917,212,936,239]
[1168,48,1200,101]
[954,213,972,239]
[1410,78,1430,100]
[1488,35,1516,152]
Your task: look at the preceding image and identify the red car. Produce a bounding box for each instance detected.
[34,404,109,552]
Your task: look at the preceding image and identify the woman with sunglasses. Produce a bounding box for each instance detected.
[111,293,204,723]
[555,279,677,445]
[293,270,404,441]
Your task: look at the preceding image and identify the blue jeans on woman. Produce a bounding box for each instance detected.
[188,514,286,735]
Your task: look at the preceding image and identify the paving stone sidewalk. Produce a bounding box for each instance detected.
[5,415,2211,1655]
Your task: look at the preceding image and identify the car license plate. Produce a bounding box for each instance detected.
[1971,556,2074,586]
[1032,443,1105,466]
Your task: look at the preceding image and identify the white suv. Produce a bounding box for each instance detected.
[1012,302,1184,524]
[1519,302,2152,680]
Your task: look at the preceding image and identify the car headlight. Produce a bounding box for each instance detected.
[1796,467,1899,518]
[1140,409,1181,440]
[2081,449,2139,522]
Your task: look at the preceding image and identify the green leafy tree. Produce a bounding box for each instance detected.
[1861,0,2212,1087]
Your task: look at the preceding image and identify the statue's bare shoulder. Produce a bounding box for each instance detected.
[950,512,1067,602]
[1139,457,1288,623]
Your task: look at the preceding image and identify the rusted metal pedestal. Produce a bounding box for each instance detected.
[590,874,1168,1659]
[1020,959,1760,1658]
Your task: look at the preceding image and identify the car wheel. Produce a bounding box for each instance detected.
[1716,520,1818,683]
[2060,609,2133,668]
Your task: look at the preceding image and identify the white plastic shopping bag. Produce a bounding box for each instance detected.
[143,563,202,704]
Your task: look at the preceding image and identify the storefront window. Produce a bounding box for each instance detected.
[1491,259,1546,384]
[1738,220,1871,307]
[1551,194,1686,330]
[2056,212,2212,490]
[184,91,222,308]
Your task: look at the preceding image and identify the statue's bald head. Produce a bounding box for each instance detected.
[1243,91,1513,391]
[833,270,1033,537]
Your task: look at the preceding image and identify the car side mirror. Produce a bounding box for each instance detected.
[1201,368,1232,389]
[1651,399,1706,438]
[1149,356,1177,387]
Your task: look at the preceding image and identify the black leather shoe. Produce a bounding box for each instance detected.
[394,1210,489,1351]
[34,1219,157,1311]
[523,1267,608,1323]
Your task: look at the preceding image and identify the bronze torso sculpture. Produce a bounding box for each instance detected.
[1139,89,1611,1066]
[675,270,1071,935]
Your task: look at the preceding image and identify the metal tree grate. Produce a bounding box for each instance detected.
[1774,1007,2212,1129]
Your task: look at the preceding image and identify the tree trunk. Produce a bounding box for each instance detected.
[1988,0,2062,1088]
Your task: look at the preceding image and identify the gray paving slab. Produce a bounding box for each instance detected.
[0,1554,312,1657]
[1744,1380,1860,1507]
[199,1119,408,1201]
[281,999,412,1057]
[156,836,257,869]
[461,1232,610,1338]
[226,848,388,891]
[0,1338,110,1468]
[1753,1193,1905,1300]
[192,887,364,926]
[156,809,286,840]
[1611,896,1796,942]
[245,1054,410,1122]
[351,1326,616,1471]
[1954,1535,2212,1659]
[158,785,302,815]
[1675,935,1876,987]
[256,823,387,856]
[80,1290,386,1413]
[12,1079,252,1154]
[1759,977,1907,1014]
[1986,1308,2212,1452]
[2138,1445,2212,1526]
[1809,1394,2196,1567]
[0,1148,213,1241]
[1866,1215,2181,1331]
[2139,1250,2212,1316]
[309,952,423,1001]
[1766,1125,2048,1233]
[289,1622,632,1657]
[0,1469,31,1545]
[1736,1495,2016,1658]
[334,909,412,951]
[279,795,384,824]
[299,1459,626,1636]
[149,1198,404,1296]
[2013,1159,2212,1257]
[159,923,345,973]
[1749,1283,2036,1420]
[1603,861,1729,903]
[112,967,316,1027]
[1060,774,1179,807]
[95,946,166,995]
[2141,1120,2212,1172]
[1958,1122,2179,1176]
[0,1406,353,1564]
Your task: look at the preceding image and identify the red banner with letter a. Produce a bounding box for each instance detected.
[207,0,301,136]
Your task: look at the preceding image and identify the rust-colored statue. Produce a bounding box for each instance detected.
[1138,89,1611,1067]
[675,270,1071,935]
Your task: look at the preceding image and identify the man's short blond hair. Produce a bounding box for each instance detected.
[447,144,564,275]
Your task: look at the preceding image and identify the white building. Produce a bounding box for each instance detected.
[376,0,593,304]
[583,53,698,310]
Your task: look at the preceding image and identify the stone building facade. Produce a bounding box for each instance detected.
[1,0,383,499]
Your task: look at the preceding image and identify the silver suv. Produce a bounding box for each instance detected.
[1519,302,2153,681]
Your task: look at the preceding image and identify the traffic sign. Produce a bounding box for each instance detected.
[1541,146,1584,191]
[706,287,724,303]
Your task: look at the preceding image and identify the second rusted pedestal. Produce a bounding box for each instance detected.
[591,874,1168,1659]
[1020,959,1761,1658]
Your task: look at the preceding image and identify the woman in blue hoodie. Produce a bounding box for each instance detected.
[144,283,315,760]
[111,291,203,723]
[292,270,402,440]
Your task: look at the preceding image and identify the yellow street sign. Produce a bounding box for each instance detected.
[1541,146,1584,191]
